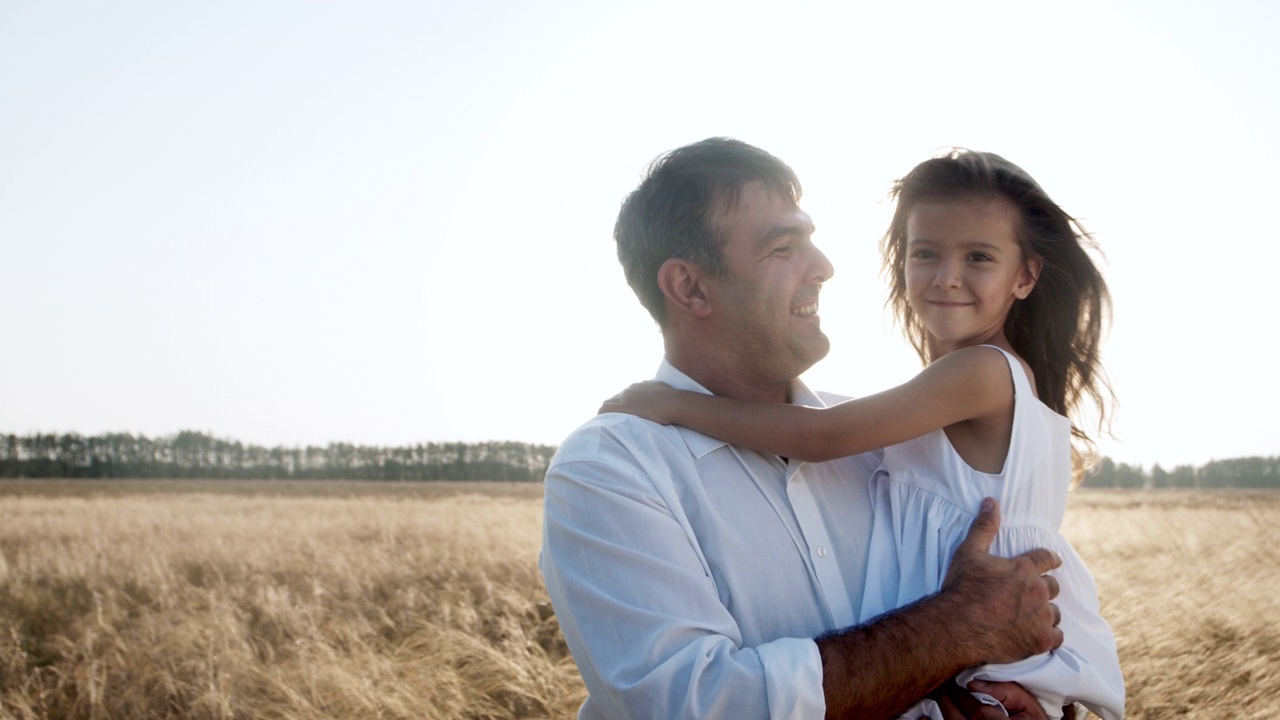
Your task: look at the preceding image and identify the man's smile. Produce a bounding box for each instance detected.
[791,301,819,317]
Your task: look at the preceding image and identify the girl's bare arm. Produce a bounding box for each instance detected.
[599,347,1016,462]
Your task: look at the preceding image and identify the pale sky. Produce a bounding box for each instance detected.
[3,0,1277,469]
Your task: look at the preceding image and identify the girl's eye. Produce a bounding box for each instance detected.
[968,253,992,262]
[910,249,934,260]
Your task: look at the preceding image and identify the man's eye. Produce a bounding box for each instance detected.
[772,245,791,255]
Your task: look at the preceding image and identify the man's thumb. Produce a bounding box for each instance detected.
[959,497,1000,555]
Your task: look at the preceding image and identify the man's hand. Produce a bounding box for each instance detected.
[941,498,1063,666]
[818,499,1064,720]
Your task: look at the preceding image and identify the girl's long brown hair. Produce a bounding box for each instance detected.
[880,149,1114,482]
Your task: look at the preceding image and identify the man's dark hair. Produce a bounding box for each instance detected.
[614,137,802,326]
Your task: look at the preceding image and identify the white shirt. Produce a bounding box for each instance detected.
[540,360,882,719]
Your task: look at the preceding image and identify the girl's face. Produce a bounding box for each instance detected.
[903,195,1040,359]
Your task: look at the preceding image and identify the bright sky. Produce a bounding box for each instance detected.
[3,0,1277,469]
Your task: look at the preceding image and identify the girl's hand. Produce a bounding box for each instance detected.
[965,681,1052,719]
[598,381,683,425]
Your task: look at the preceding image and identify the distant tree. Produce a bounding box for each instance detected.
[1085,457,1117,488]
[1150,464,1169,489]
[1114,463,1146,489]
[1169,464,1197,488]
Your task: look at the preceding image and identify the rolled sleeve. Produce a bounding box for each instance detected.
[758,637,826,719]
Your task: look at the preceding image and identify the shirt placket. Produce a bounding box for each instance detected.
[786,462,856,628]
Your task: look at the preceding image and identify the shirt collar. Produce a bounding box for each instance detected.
[656,358,830,460]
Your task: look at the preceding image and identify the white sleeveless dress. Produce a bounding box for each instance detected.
[861,346,1125,720]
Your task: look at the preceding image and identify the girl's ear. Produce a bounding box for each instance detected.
[1014,256,1042,300]
[657,259,713,318]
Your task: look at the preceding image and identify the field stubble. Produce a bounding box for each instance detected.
[0,480,577,719]
[0,481,1276,719]
[1060,490,1280,719]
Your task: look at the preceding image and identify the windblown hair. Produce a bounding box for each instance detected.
[880,149,1114,481]
[615,137,802,326]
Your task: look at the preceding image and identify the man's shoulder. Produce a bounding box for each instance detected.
[545,414,704,508]
[552,413,690,469]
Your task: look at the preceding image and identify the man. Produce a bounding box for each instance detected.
[540,138,1063,719]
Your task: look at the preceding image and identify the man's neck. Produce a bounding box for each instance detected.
[664,346,792,405]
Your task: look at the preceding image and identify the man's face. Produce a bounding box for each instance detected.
[703,181,834,389]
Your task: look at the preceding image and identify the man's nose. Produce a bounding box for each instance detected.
[808,242,835,283]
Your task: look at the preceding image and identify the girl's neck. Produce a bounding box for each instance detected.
[925,329,1016,364]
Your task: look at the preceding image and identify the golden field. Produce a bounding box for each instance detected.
[0,481,1276,719]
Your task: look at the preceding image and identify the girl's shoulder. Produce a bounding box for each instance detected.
[922,345,1023,402]
[931,344,1016,377]
[939,345,1038,400]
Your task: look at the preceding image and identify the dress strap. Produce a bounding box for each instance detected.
[975,344,1031,400]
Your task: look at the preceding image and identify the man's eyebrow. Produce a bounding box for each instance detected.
[757,222,813,248]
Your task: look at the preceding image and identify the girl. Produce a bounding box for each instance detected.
[600,150,1124,720]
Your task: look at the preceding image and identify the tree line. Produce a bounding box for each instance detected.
[0,431,557,482]
[1,431,1277,489]
[1084,455,1280,489]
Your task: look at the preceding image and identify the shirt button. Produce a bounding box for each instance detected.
[816,545,827,558]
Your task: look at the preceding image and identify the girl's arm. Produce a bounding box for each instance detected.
[598,346,1016,462]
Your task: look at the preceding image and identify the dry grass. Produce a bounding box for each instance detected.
[0,480,579,719]
[1061,490,1280,719]
[0,482,1275,719]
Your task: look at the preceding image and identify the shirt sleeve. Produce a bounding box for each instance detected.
[540,442,827,719]
[958,535,1125,720]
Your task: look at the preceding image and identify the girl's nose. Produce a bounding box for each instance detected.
[933,261,961,289]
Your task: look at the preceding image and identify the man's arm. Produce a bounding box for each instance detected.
[818,498,1063,720]
[541,448,826,719]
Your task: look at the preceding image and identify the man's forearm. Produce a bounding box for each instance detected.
[817,590,978,720]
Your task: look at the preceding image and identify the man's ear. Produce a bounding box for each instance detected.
[657,258,713,318]
[1014,256,1042,300]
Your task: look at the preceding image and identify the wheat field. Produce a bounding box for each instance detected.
[0,481,1276,719]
